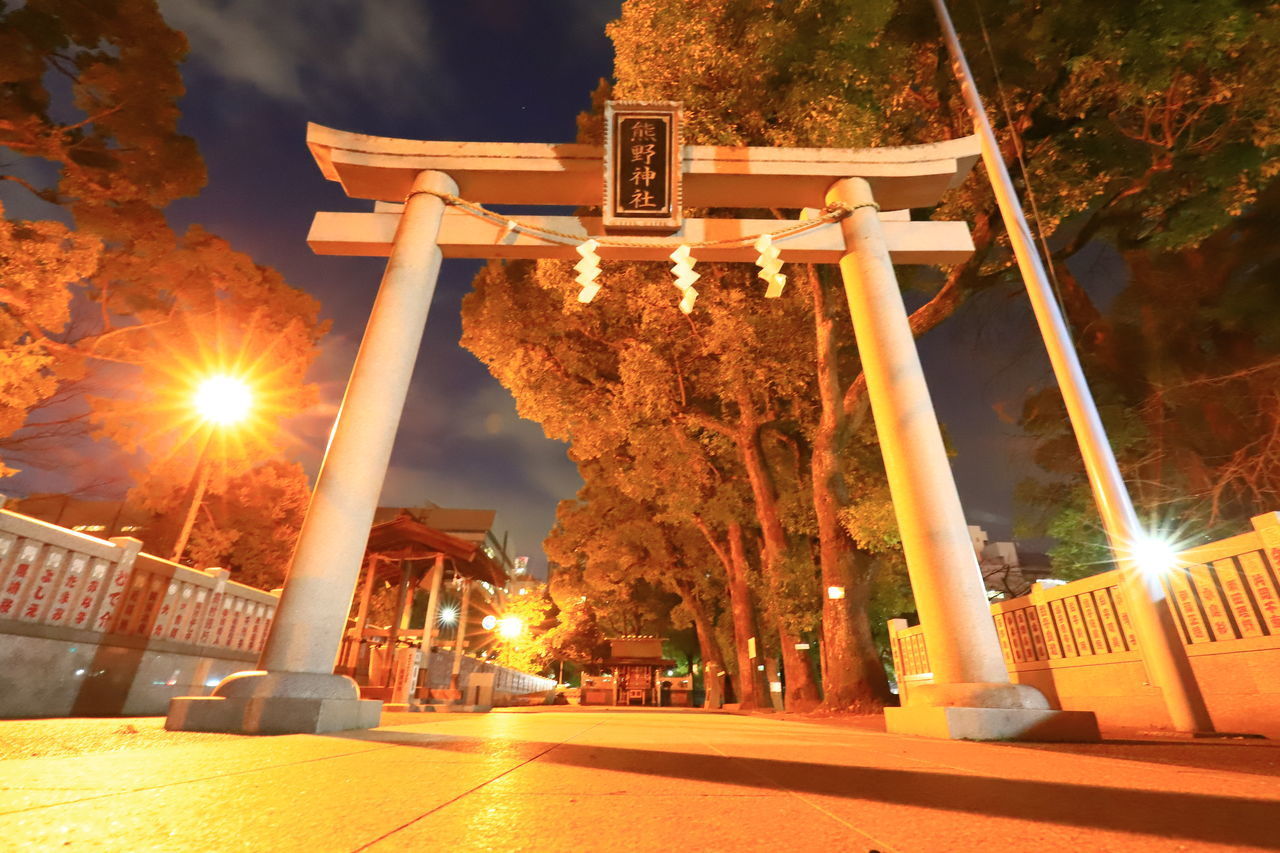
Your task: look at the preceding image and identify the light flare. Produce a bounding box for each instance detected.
[1127,533,1182,578]
[194,375,253,425]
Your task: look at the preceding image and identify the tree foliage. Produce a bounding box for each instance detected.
[0,0,326,491]
[460,0,1280,708]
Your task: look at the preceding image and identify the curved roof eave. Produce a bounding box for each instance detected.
[306,123,981,211]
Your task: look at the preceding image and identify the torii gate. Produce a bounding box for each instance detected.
[167,105,1096,740]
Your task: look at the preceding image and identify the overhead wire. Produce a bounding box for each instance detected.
[969,0,1074,335]
[405,187,874,249]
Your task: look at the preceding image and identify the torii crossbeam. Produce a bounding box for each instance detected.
[166,114,1096,741]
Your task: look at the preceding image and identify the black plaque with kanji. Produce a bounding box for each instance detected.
[604,101,682,232]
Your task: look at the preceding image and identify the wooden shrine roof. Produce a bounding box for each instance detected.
[602,658,678,668]
[365,513,507,587]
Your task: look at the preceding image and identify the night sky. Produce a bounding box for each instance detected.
[5,1,1086,576]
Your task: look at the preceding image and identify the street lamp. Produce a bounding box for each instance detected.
[170,374,253,563]
[479,613,525,668]
[437,604,459,627]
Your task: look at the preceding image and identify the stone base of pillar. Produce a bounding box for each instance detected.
[165,670,382,735]
[885,706,1100,742]
[909,680,1052,710]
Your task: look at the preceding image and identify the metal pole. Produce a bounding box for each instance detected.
[449,578,473,692]
[929,0,1212,732]
[171,434,213,563]
[417,554,445,703]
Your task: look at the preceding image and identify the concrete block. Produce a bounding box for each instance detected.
[165,695,382,735]
[885,706,1100,742]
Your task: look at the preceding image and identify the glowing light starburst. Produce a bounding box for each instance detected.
[194,376,253,425]
[108,311,313,483]
[1123,532,1185,579]
[437,604,459,627]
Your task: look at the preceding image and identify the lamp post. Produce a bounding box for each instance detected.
[497,614,524,669]
[170,375,252,564]
[929,0,1212,732]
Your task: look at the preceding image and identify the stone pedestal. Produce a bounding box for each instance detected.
[166,671,381,735]
[886,706,1101,742]
[886,680,1099,741]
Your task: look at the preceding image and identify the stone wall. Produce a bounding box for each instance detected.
[0,501,278,717]
[890,512,1280,735]
[424,652,554,704]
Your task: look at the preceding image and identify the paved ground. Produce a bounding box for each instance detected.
[1,708,1277,852]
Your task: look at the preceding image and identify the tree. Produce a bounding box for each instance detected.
[0,0,326,492]
[610,0,1280,675]
[1019,179,1280,573]
[0,207,100,477]
[545,459,731,702]
[133,458,311,589]
[540,593,608,666]
[463,254,832,709]
[495,592,557,676]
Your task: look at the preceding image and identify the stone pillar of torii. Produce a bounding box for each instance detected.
[166,103,1097,740]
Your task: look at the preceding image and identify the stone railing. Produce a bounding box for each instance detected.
[889,512,1280,732]
[0,498,279,717]
[0,502,277,652]
[355,632,557,706]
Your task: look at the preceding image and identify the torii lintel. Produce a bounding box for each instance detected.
[306,122,982,212]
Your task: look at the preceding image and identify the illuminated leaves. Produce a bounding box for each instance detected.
[0,4,324,490]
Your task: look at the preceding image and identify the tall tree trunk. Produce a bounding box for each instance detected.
[693,516,769,709]
[725,520,771,708]
[776,622,820,711]
[844,548,891,710]
[732,383,821,707]
[677,579,727,709]
[807,265,891,711]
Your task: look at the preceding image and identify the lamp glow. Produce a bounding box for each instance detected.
[1130,534,1180,578]
[193,375,252,425]
[437,604,459,626]
[497,615,524,639]
[481,614,497,631]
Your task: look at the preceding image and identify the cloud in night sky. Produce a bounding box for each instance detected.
[158,0,444,109]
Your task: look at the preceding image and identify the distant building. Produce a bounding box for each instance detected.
[968,525,1053,600]
[4,495,150,542]
[507,554,538,597]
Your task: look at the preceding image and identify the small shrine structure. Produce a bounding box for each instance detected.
[581,636,681,707]
[340,512,506,705]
